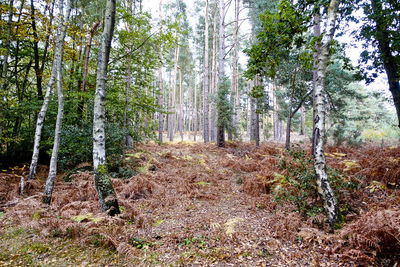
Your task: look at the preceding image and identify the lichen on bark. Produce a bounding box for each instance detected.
[94,164,119,216]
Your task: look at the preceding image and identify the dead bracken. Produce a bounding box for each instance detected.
[0,142,399,266]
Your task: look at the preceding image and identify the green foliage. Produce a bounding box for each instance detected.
[357,0,400,83]
[328,83,399,145]
[263,122,273,140]
[44,123,126,171]
[215,78,234,134]
[245,0,309,79]
[275,148,358,219]
[130,237,155,249]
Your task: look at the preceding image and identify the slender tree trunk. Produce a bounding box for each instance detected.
[28,0,67,180]
[41,0,55,72]
[1,0,14,92]
[250,95,256,142]
[79,20,101,116]
[300,106,305,135]
[246,94,250,138]
[254,77,260,146]
[232,0,240,139]
[203,0,210,143]
[313,0,340,230]
[194,83,198,141]
[92,0,120,216]
[312,13,320,156]
[30,0,44,100]
[42,0,71,205]
[370,0,400,129]
[210,1,218,142]
[168,44,179,141]
[158,0,163,142]
[273,82,279,140]
[216,0,226,147]
[178,66,184,141]
[285,68,297,150]
[122,61,132,159]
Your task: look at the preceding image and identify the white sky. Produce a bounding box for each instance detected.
[143,0,392,108]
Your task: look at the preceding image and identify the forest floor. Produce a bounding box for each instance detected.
[0,141,399,266]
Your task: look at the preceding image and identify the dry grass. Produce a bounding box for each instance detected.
[0,142,399,265]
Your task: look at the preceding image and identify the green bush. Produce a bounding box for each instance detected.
[275,148,358,220]
[46,123,127,172]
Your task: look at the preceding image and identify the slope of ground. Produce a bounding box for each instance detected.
[0,142,399,266]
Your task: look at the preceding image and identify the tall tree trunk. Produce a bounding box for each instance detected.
[313,0,340,230]
[285,68,297,150]
[203,0,210,143]
[28,0,68,180]
[370,0,400,129]
[1,0,14,92]
[246,93,250,138]
[178,66,184,141]
[311,13,320,156]
[300,106,305,135]
[250,95,256,142]
[43,0,71,205]
[231,0,240,139]
[30,0,44,100]
[122,61,132,159]
[79,20,101,116]
[254,77,260,146]
[158,0,163,142]
[273,82,279,140]
[194,83,198,141]
[210,1,218,142]
[168,44,179,141]
[92,0,120,216]
[216,0,225,147]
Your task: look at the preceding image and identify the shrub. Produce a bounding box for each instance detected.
[46,123,127,172]
[275,148,358,223]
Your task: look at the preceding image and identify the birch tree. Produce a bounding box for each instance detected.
[313,0,341,229]
[28,0,69,181]
[42,0,71,205]
[92,0,120,216]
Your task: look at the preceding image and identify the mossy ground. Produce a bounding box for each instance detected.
[0,224,129,266]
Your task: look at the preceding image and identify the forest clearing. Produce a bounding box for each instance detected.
[1,0,400,265]
[1,140,400,266]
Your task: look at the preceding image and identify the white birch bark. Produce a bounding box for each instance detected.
[313,0,340,230]
[42,0,71,205]
[28,0,67,181]
[93,0,119,216]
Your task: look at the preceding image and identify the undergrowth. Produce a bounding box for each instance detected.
[275,148,359,226]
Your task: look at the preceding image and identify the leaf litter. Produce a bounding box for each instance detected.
[0,142,399,266]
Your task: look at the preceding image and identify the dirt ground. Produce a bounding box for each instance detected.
[0,141,399,266]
